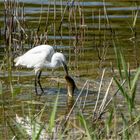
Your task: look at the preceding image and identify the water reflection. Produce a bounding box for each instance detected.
[66,96,74,114]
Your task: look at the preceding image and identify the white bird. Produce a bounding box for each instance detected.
[14,44,68,95]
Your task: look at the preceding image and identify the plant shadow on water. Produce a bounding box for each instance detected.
[0,0,140,139]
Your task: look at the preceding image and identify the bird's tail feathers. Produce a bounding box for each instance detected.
[14,57,20,63]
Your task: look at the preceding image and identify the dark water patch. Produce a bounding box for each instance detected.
[18,0,112,7]
[107,6,140,11]
[92,15,140,19]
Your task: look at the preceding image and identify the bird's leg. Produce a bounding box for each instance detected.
[35,73,38,95]
[35,70,43,95]
[37,71,44,94]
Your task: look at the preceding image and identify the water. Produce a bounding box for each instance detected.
[0,0,139,110]
[0,0,140,138]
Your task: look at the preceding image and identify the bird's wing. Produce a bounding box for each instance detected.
[14,45,55,68]
[25,45,54,55]
[15,52,47,69]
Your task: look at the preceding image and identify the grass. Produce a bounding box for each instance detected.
[113,40,140,115]
[4,57,140,139]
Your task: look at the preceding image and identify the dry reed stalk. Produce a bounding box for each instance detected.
[103,80,126,112]
[99,9,101,31]
[68,6,73,65]
[93,68,106,114]
[82,83,89,111]
[43,1,51,44]
[98,77,113,115]
[73,3,78,48]
[53,0,56,46]
[58,0,75,32]
[45,0,51,31]
[103,0,111,31]
[78,2,87,53]
[60,0,63,45]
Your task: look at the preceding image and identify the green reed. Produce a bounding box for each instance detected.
[113,40,140,115]
[0,80,2,95]
[77,112,92,140]
[48,93,59,133]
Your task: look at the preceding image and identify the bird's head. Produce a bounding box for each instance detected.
[65,75,76,97]
[49,52,68,75]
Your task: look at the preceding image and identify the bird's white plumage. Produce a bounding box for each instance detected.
[15,45,54,70]
[14,44,67,73]
[45,52,66,68]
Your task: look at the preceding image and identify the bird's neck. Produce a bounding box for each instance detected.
[45,60,58,68]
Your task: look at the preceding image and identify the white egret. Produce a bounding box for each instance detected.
[14,44,68,95]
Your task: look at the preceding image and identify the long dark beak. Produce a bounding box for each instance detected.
[62,61,69,75]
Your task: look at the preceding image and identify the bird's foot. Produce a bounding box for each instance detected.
[35,89,44,96]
